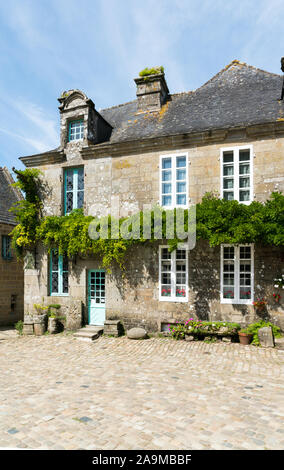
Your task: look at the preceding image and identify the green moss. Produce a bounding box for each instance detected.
[139,66,164,77]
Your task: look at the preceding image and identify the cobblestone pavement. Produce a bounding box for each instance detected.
[0,333,284,450]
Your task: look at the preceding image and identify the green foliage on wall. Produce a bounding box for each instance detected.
[9,169,284,268]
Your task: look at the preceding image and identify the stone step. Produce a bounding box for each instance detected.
[74,326,103,342]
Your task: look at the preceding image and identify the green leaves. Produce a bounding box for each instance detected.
[9,168,284,268]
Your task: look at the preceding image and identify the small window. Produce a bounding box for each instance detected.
[159,246,188,302]
[68,120,84,142]
[2,235,12,260]
[50,250,69,296]
[64,167,84,214]
[160,154,188,208]
[221,146,253,203]
[221,244,254,304]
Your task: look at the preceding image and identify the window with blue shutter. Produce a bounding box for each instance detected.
[50,250,69,296]
[64,168,84,214]
[68,119,84,141]
[2,235,12,260]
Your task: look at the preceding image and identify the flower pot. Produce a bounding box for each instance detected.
[238,332,253,345]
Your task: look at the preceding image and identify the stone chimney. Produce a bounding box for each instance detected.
[134,70,169,112]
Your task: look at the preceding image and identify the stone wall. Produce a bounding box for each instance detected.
[23,126,284,332]
[0,223,24,325]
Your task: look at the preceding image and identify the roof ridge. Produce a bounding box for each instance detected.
[197,59,282,90]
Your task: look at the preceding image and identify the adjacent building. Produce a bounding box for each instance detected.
[20,60,284,331]
[0,167,24,325]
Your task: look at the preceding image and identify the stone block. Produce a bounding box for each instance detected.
[23,324,34,335]
[127,327,147,340]
[34,323,46,336]
[185,335,194,342]
[258,327,275,348]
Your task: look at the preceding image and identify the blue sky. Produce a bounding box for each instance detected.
[0,0,283,173]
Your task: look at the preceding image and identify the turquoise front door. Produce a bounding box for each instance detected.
[88,270,106,325]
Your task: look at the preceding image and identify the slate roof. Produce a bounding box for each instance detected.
[0,167,23,225]
[99,61,284,144]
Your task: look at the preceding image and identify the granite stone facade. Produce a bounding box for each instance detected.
[20,61,284,331]
[0,168,24,325]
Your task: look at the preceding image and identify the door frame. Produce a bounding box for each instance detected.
[87,269,106,325]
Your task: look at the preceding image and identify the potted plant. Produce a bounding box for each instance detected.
[47,304,62,334]
[238,328,253,345]
[252,298,267,314]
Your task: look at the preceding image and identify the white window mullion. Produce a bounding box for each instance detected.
[235,246,240,303]
[234,149,239,202]
[171,250,176,299]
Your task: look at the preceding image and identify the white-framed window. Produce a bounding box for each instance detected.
[68,119,84,141]
[50,250,69,296]
[221,244,254,304]
[220,145,253,203]
[160,153,188,208]
[159,246,188,302]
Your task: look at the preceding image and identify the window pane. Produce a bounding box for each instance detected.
[223,191,234,200]
[223,151,233,163]
[239,163,250,175]
[223,178,233,189]
[161,285,171,296]
[162,170,171,181]
[162,195,172,206]
[240,246,251,259]
[176,286,186,297]
[66,171,73,190]
[62,272,68,294]
[240,288,251,299]
[239,190,250,201]
[223,165,234,176]
[239,150,250,161]
[162,158,171,169]
[52,252,59,271]
[51,273,59,293]
[66,192,73,212]
[176,182,186,193]
[224,247,234,259]
[162,248,171,259]
[162,183,172,194]
[78,168,84,190]
[77,191,84,209]
[162,272,171,284]
[223,287,234,299]
[223,272,234,285]
[176,169,186,180]
[239,177,250,188]
[176,272,186,284]
[176,249,186,260]
[176,156,186,167]
[177,194,186,205]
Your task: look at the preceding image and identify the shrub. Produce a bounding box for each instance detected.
[240,321,282,346]
[15,320,24,335]
[168,319,241,340]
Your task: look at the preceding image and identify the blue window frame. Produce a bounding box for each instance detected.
[2,235,12,260]
[50,251,69,296]
[64,167,84,214]
[68,120,84,141]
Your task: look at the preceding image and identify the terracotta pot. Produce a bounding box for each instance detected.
[238,332,253,345]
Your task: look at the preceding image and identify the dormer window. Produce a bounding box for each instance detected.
[68,119,84,142]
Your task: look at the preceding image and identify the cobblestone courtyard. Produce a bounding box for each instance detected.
[0,331,284,450]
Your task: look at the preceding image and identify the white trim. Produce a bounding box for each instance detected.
[160,152,189,209]
[220,244,254,305]
[159,245,189,302]
[220,145,253,204]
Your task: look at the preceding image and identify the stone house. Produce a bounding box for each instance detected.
[20,60,284,331]
[0,167,24,325]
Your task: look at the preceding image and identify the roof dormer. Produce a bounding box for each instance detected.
[58,89,112,149]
